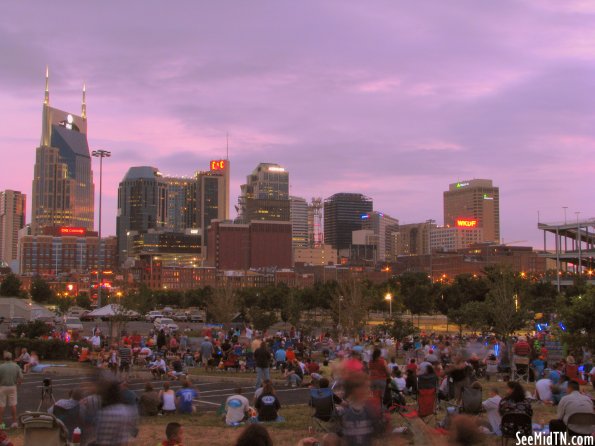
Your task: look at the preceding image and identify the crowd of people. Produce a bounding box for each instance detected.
[0,322,593,445]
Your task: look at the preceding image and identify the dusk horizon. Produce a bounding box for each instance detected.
[2,1,594,246]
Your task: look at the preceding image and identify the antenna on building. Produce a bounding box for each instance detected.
[226,132,229,160]
[81,82,87,120]
[44,66,50,105]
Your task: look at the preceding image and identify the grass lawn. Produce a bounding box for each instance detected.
[6,380,593,445]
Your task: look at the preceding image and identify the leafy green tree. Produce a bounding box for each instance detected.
[0,273,22,297]
[14,320,52,339]
[559,287,595,351]
[121,285,155,315]
[437,274,489,314]
[76,293,92,309]
[484,268,530,338]
[458,300,490,334]
[379,316,419,340]
[524,281,559,315]
[399,272,436,317]
[280,289,303,326]
[207,284,238,324]
[250,310,278,332]
[331,277,370,335]
[30,277,54,303]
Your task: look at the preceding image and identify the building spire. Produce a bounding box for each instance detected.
[81,82,87,119]
[44,66,49,105]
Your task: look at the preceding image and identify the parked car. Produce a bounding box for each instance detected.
[189,312,205,323]
[145,311,164,322]
[172,312,188,322]
[8,317,27,331]
[154,317,178,332]
[64,317,84,331]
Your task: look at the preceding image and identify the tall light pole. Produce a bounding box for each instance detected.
[385,293,392,318]
[92,149,111,308]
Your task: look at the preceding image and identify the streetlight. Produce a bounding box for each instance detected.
[92,149,111,308]
[385,293,392,318]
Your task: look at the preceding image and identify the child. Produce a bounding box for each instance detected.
[160,422,183,446]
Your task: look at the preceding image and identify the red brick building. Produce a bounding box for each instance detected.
[207,220,292,270]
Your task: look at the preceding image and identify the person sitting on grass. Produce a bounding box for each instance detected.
[160,421,184,446]
[23,351,39,374]
[150,355,167,379]
[255,381,283,422]
[224,387,251,426]
[285,359,303,387]
[159,382,177,415]
[139,382,160,416]
[175,380,198,414]
[498,381,533,437]
[167,356,185,380]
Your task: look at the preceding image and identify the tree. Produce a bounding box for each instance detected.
[207,283,238,324]
[280,289,303,326]
[15,320,52,339]
[379,316,419,340]
[458,301,490,334]
[331,277,370,335]
[0,273,22,297]
[76,293,92,309]
[250,310,278,332]
[30,277,54,303]
[484,269,530,338]
[399,272,436,319]
[559,287,595,351]
[121,285,155,315]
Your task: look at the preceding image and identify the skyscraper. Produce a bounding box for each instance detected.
[324,193,373,255]
[0,190,26,267]
[443,179,500,243]
[361,211,399,262]
[290,196,309,249]
[31,69,94,234]
[194,159,230,238]
[237,163,290,222]
[116,166,167,263]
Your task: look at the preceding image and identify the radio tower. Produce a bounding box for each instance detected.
[308,197,323,247]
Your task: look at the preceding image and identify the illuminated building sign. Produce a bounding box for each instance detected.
[268,166,285,172]
[210,160,227,171]
[456,219,478,228]
[455,182,470,188]
[483,194,494,200]
[59,227,86,235]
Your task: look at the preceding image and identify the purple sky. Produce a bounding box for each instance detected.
[1,1,594,245]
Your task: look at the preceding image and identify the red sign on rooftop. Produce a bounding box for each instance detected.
[59,227,86,236]
[210,160,226,171]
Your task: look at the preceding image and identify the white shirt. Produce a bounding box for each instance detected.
[225,394,249,425]
[535,378,553,402]
[245,328,253,339]
[91,336,101,347]
[482,395,502,435]
[392,377,406,392]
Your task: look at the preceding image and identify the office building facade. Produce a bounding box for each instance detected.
[395,221,436,256]
[207,220,292,270]
[32,70,94,234]
[361,211,399,263]
[117,166,167,263]
[290,196,309,249]
[0,190,26,267]
[430,226,484,252]
[238,163,290,222]
[324,193,373,255]
[443,179,500,243]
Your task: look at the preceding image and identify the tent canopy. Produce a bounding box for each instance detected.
[87,304,139,318]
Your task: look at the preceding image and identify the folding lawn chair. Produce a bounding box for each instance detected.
[309,388,339,433]
[19,412,69,446]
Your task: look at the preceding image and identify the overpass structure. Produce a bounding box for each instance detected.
[538,218,595,291]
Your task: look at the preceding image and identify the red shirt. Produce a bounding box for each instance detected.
[369,359,388,380]
[513,341,530,356]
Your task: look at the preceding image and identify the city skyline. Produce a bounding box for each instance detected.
[1,2,594,247]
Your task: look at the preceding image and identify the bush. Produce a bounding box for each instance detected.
[14,320,52,339]
[0,339,87,360]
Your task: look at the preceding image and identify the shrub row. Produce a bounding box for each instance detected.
[0,339,87,360]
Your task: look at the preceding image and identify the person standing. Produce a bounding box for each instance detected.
[200,337,214,370]
[0,351,22,428]
[94,380,138,446]
[254,342,271,389]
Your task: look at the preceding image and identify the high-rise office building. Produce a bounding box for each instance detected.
[308,197,324,247]
[430,226,484,252]
[0,190,26,267]
[361,211,399,263]
[31,69,94,234]
[443,179,500,243]
[117,166,167,263]
[193,159,230,239]
[290,196,309,249]
[238,163,290,222]
[324,193,373,255]
[395,221,436,256]
[164,176,194,233]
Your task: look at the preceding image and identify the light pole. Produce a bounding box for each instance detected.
[385,293,392,318]
[92,149,111,308]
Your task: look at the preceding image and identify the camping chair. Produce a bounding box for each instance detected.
[500,412,532,446]
[511,357,530,383]
[309,388,339,433]
[567,412,595,437]
[19,412,69,446]
[460,386,482,415]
